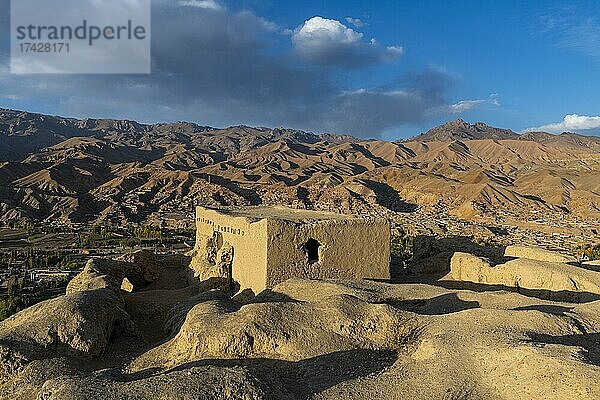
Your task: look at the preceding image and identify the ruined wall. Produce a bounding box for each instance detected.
[194,206,391,294]
[265,218,390,288]
[195,207,268,293]
[446,252,600,301]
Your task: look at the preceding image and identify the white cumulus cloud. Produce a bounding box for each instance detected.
[525,114,600,133]
[294,16,363,47]
[292,16,402,67]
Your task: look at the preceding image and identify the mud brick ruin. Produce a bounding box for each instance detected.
[192,206,391,294]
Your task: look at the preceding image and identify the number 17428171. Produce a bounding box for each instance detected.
[19,42,70,53]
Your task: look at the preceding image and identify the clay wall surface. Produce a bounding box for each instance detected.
[195,206,268,293]
[265,218,390,288]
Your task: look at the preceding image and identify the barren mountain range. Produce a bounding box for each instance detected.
[1,108,600,226]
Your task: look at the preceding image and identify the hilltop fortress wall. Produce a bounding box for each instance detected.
[193,206,391,294]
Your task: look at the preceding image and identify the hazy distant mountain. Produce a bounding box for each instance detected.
[412,118,600,149]
[520,130,600,149]
[1,109,600,225]
[413,119,519,141]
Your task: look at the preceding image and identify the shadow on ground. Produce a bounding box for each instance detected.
[381,293,480,315]
[361,180,418,213]
[430,280,600,304]
[127,349,398,399]
[392,235,506,280]
[527,332,600,366]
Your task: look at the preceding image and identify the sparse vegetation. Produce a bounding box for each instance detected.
[0,277,27,321]
[473,236,507,248]
[391,230,414,273]
[0,250,86,271]
[75,225,192,249]
[0,295,26,321]
[0,275,70,321]
[577,244,600,261]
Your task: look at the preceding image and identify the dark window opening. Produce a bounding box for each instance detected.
[304,238,321,263]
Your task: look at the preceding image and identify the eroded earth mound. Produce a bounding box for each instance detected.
[1,248,600,399]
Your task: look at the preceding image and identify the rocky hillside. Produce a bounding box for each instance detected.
[1,109,600,226]
[412,118,520,141]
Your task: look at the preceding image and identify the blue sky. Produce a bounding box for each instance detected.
[1,0,600,139]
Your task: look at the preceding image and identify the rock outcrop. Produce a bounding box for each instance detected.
[504,245,578,264]
[66,259,129,295]
[447,252,600,301]
[0,289,135,382]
